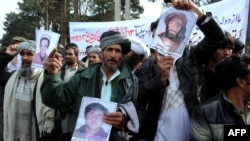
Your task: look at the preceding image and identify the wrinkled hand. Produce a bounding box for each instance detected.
[43,48,62,75]
[155,51,174,83]
[103,111,124,128]
[5,44,18,56]
[171,0,203,19]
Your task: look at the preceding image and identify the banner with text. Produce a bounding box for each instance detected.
[189,0,249,46]
[69,0,249,60]
[69,17,156,59]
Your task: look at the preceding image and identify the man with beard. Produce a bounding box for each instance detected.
[41,31,140,140]
[87,46,102,65]
[3,40,56,141]
[158,12,187,53]
[125,37,150,72]
[81,45,93,63]
[60,43,86,141]
[61,43,86,83]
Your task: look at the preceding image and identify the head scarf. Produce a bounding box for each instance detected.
[100,33,131,54]
[18,40,36,54]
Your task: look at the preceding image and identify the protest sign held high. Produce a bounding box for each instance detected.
[69,0,249,60]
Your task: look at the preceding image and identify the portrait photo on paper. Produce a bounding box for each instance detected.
[32,29,60,69]
[71,97,117,141]
[152,6,197,61]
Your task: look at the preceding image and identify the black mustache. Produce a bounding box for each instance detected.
[107,58,117,63]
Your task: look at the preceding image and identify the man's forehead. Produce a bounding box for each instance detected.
[105,44,122,50]
[89,109,104,113]
[219,45,234,50]
[65,48,75,52]
[41,38,48,41]
[88,52,99,56]
[20,50,34,54]
[170,17,183,22]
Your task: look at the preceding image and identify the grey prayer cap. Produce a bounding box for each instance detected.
[18,40,36,54]
[88,47,101,54]
[100,31,131,54]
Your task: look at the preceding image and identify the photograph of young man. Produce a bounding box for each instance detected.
[33,34,51,64]
[73,103,109,141]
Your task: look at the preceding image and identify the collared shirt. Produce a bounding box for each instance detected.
[223,94,250,124]
[100,68,120,101]
[64,64,78,82]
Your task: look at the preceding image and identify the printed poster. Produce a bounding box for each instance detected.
[152,6,197,62]
[32,29,60,69]
[71,97,117,141]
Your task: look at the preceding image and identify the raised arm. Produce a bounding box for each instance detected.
[0,44,18,68]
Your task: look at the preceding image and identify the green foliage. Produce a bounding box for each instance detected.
[86,0,114,21]
[1,0,43,42]
[82,0,143,21]
[130,0,144,19]
[1,11,41,42]
[1,0,144,43]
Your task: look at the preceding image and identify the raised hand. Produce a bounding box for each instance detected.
[43,48,62,75]
[171,0,204,19]
[155,50,174,83]
[5,44,18,56]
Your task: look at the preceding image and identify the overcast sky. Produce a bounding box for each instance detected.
[0,0,162,39]
[0,0,21,38]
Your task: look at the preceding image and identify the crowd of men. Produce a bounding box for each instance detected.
[0,0,248,141]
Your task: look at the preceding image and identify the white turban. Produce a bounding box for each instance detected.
[128,37,150,59]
